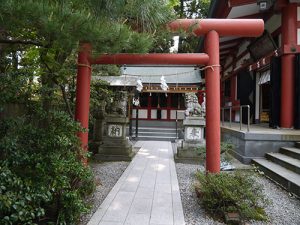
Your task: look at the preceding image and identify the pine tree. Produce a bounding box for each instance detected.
[0,0,174,115]
[174,0,211,53]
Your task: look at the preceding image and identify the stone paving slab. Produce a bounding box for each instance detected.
[87,141,185,225]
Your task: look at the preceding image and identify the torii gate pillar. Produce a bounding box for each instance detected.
[75,43,92,165]
[204,30,220,173]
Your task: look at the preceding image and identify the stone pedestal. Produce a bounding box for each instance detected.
[94,115,134,161]
[176,117,206,161]
[183,116,205,145]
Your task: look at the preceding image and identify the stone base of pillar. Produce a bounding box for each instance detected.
[94,140,134,161]
[93,115,134,161]
[175,117,206,162]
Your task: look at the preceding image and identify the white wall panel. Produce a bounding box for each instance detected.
[151,109,157,119]
[161,110,167,119]
[131,109,147,119]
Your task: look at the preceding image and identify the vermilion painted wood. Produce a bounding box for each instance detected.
[168,19,264,37]
[228,0,257,7]
[75,43,92,165]
[91,53,209,65]
[280,3,297,128]
[204,30,221,173]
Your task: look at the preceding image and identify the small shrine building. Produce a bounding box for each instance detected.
[97,66,205,122]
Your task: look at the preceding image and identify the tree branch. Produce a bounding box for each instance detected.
[0,39,44,46]
[52,77,74,118]
[59,84,74,119]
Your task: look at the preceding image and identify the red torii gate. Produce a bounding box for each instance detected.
[75,19,264,173]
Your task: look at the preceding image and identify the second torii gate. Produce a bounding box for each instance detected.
[75,19,264,173]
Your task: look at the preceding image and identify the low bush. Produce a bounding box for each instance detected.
[195,170,269,223]
[220,141,234,162]
[0,111,95,225]
[193,141,235,161]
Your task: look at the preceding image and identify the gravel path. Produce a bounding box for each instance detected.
[79,154,300,225]
[175,163,300,225]
[80,161,129,225]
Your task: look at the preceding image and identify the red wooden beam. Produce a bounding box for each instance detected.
[168,19,264,37]
[228,0,257,7]
[91,53,209,65]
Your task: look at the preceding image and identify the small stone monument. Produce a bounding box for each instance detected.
[94,91,134,161]
[176,93,206,161]
[183,117,205,146]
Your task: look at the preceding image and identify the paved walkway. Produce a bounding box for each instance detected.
[88,141,185,225]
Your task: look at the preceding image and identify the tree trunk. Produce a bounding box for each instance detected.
[178,0,185,53]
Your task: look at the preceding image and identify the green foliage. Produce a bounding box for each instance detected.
[150,29,174,53]
[221,142,234,153]
[174,0,211,19]
[0,111,95,224]
[195,171,269,223]
[123,0,174,32]
[192,141,234,161]
[0,0,173,55]
[0,164,51,225]
[174,0,211,53]
[93,65,121,76]
[0,0,175,117]
[220,141,234,162]
[90,79,113,117]
[195,146,206,156]
[0,72,32,105]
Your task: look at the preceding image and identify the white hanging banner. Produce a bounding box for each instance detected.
[136,78,143,92]
[160,75,169,91]
[132,97,140,106]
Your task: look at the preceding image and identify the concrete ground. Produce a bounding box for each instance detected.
[221,122,300,135]
[87,141,185,225]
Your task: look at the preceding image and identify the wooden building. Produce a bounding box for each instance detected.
[203,0,300,129]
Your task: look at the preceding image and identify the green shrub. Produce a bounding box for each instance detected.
[221,141,234,154]
[195,170,269,223]
[0,163,51,224]
[0,111,95,225]
[195,146,206,156]
[220,141,234,162]
[193,142,234,161]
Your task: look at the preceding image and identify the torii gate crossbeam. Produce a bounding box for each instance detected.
[75,19,264,173]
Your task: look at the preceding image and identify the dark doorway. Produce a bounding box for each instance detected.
[260,83,270,123]
[269,56,281,128]
[237,69,256,124]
